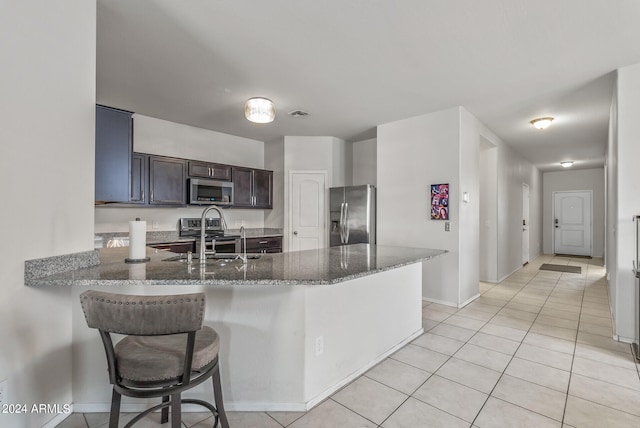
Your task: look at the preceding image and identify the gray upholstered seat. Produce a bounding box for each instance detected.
[80,290,229,428]
[115,326,220,383]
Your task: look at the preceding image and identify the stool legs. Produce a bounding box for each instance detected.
[161,396,169,423]
[171,393,181,428]
[212,365,229,428]
[109,389,122,428]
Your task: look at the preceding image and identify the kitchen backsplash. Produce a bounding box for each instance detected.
[94,206,267,233]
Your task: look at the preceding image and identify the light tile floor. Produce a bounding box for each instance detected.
[58,255,640,427]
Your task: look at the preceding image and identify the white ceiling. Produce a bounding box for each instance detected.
[96,0,640,172]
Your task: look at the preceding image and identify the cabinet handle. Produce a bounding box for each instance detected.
[259,241,268,244]
[208,167,212,177]
[150,191,154,201]
[141,190,145,201]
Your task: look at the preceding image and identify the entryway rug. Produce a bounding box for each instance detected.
[554,254,592,259]
[540,264,581,274]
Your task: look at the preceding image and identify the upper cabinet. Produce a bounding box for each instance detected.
[188,161,232,181]
[233,167,273,209]
[95,105,134,203]
[148,155,186,205]
[130,153,147,204]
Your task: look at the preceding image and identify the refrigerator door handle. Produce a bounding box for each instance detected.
[340,202,346,243]
[344,202,349,243]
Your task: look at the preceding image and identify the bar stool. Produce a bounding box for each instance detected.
[79,290,229,428]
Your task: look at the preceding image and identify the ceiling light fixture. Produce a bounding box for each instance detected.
[244,97,276,123]
[530,117,554,130]
[560,161,574,168]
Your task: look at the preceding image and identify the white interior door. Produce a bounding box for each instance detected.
[522,183,530,265]
[290,171,326,252]
[553,191,592,256]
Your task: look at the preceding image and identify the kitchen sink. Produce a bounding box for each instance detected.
[162,254,260,262]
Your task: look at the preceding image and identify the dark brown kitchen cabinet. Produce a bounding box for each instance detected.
[148,155,186,205]
[148,241,195,254]
[130,153,147,204]
[233,167,273,209]
[242,236,282,253]
[188,161,232,181]
[95,105,134,203]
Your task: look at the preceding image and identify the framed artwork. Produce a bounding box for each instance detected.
[430,183,449,220]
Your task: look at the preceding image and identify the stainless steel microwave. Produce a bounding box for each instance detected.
[188,178,234,205]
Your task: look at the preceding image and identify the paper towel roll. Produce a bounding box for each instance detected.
[128,219,147,261]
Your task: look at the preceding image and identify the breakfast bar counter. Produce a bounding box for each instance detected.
[27,244,446,413]
[26,243,445,286]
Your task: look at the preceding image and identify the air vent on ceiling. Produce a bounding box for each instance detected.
[288,110,310,118]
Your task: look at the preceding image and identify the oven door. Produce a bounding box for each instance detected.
[214,237,241,253]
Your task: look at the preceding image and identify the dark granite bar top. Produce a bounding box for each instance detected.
[26,244,446,286]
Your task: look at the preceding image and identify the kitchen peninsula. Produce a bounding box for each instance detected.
[27,244,445,412]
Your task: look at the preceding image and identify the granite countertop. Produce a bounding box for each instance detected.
[26,244,446,286]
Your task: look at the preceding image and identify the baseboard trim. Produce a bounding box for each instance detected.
[42,405,74,428]
[458,293,480,309]
[303,327,424,411]
[73,329,426,414]
[422,297,457,307]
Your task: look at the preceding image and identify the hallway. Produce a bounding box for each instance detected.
[60,255,640,427]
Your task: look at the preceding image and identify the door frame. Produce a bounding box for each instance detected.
[552,190,593,256]
[522,183,530,265]
[288,170,328,251]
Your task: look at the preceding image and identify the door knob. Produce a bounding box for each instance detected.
[293,231,298,236]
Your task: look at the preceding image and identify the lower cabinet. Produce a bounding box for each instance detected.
[242,236,282,253]
[149,241,195,254]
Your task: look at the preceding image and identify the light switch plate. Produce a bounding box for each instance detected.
[445,222,451,232]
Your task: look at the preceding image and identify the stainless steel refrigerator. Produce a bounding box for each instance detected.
[329,185,376,246]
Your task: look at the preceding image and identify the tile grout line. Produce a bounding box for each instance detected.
[470,259,568,426]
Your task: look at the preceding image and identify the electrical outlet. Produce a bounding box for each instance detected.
[0,379,7,407]
[315,336,324,356]
[151,221,159,229]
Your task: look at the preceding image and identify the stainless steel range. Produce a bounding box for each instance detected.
[179,217,241,253]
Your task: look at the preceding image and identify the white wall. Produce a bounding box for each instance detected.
[608,64,640,342]
[281,136,348,251]
[0,2,96,426]
[95,115,267,233]
[479,139,498,282]
[459,109,481,304]
[542,168,605,257]
[606,78,618,330]
[377,107,463,305]
[134,115,264,168]
[264,138,285,229]
[352,138,377,186]
[495,132,543,280]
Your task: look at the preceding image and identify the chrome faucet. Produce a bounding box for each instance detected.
[236,226,248,264]
[199,205,227,265]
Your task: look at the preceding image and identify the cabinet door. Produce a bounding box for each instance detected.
[188,161,232,180]
[130,153,147,204]
[95,105,133,202]
[149,156,186,205]
[233,167,253,207]
[253,169,273,209]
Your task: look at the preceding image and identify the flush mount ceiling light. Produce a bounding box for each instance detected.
[244,97,276,123]
[560,161,574,168]
[530,117,554,130]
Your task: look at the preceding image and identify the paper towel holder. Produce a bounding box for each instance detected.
[125,218,150,264]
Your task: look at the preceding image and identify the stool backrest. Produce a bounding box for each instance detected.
[80,290,205,335]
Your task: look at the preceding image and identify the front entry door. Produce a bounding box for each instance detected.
[553,191,592,256]
[289,171,326,252]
